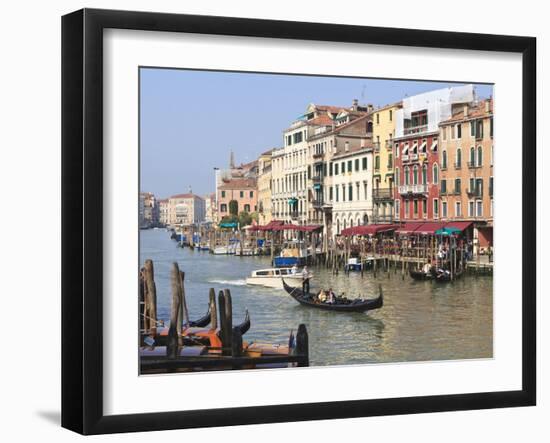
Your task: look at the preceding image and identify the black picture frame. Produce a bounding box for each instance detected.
[62,8,536,435]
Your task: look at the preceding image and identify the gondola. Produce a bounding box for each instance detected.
[409,269,433,281]
[236,309,251,335]
[282,279,383,312]
[187,306,211,327]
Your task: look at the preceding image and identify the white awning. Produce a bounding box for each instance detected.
[412,142,418,153]
[420,141,427,152]
[402,143,409,154]
[430,140,438,151]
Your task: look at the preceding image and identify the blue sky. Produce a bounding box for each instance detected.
[140,68,493,198]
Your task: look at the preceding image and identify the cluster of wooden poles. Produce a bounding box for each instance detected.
[139,259,309,372]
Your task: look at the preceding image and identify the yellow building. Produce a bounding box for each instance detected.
[257,149,274,225]
[372,102,401,223]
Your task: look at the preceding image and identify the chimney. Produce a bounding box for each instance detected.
[352,98,358,111]
[367,103,374,113]
[463,104,468,117]
[485,100,491,113]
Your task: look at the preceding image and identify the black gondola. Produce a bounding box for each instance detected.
[282,280,383,312]
[188,306,211,327]
[236,309,251,335]
[409,269,433,281]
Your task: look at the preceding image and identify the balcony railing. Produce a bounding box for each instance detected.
[398,184,428,195]
[312,199,324,208]
[454,162,462,169]
[373,142,381,152]
[402,155,409,161]
[404,124,428,135]
[372,214,395,223]
[467,161,480,169]
[312,152,324,159]
[467,189,483,198]
[373,188,394,200]
[385,140,393,149]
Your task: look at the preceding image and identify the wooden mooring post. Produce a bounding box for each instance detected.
[295,324,309,367]
[143,259,157,336]
[167,262,182,359]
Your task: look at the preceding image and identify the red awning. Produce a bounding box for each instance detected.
[341,224,398,237]
[297,225,323,232]
[395,222,425,235]
[254,220,285,231]
[444,221,473,232]
[414,222,447,235]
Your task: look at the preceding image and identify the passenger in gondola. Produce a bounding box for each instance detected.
[327,288,335,304]
[422,259,433,275]
[318,290,327,303]
[291,263,298,274]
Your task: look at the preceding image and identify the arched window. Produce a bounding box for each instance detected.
[357,217,361,226]
[456,148,462,167]
[432,164,439,184]
[422,164,428,184]
[470,147,475,165]
[395,167,400,186]
[404,167,410,185]
[388,153,393,169]
[413,165,418,185]
[363,214,369,225]
[343,219,347,230]
[442,150,447,169]
[477,146,483,167]
[350,219,354,228]
[336,219,340,234]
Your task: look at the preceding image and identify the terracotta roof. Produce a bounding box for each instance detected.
[307,114,334,126]
[314,104,346,114]
[218,178,257,190]
[441,99,493,124]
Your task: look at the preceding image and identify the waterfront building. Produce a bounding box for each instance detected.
[158,198,169,226]
[204,193,216,223]
[372,103,401,223]
[217,177,258,220]
[305,103,373,238]
[394,85,475,222]
[168,193,206,226]
[439,98,494,251]
[140,192,159,228]
[330,140,374,236]
[257,149,274,225]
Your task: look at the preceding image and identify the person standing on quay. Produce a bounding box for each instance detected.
[302,266,310,295]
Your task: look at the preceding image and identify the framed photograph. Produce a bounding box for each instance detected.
[62,8,536,435]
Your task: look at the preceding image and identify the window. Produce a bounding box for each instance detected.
[413,165,418,185]
[477,146,483,167]
[457,124,462,139]
[442,150,447,169]
[239,191,244,198]
[469,177,475,193]
[405,200,410,217]
[334,163,339,175]
[329,162,333,176]
[442,201,448,218]
[404,167,410,185]
[249,191,253,198]
[389,110,393,121]
[454,178,461,194]
[395,143,400,158]
[468,201,474,217]
[355,159,359,171]
[395,199,400,218]
[375,156,380,170]
[244,204,250,212]
[455,201,462,217]
[490,117,493,138]
[433,164,439,184]
[422,199,427,216]
[362,157,367,170]
[335,186,339,202]
[395,167,400,186]
[456,148,462,167]
[221,191,226,198]
[433,199,439,218]
[442,126,447,141]
[363,182,368,200]
[388,153,393,169]
[329,186,333,201]
[220,203,227,212]
[476,200,483,217]
[347,160,352,172]
[450,125,455,139]
[476,178,483,197]
[413,200,419,216]
[422,164,427,185]
[341,162,345,173]
[376,113,380,124]
[307,165,311,179]
[469,147,475,166]
[489,176,494,197]
[349,185,353,201]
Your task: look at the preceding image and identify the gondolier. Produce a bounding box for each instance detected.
[302,266,310,294]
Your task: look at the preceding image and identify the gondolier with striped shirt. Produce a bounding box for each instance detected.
[302,266,310,294]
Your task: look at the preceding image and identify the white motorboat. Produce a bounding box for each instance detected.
[212,244,237,255]
[246,268,312,289]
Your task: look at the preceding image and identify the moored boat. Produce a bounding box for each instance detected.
[246,267,312,289]
[282,279,383,312]
[273,241,310,267]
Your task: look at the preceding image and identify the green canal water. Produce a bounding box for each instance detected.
[140,229,493,366]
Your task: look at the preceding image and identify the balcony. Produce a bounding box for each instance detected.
[385,140,393,149]
[372,214,394,223]
[467,189,483,198]
[312,152,324,164]
[290,211,299,220]
[404,124,428,135]
[402,154,409,161]
[467,161,480,169]
[312,175,322,184]
[454,162,462,169]
[312,199,324,208]
[398,184,428,195]
[373,142,381,152]
[409,153,419,161]
[373,188,394,200]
